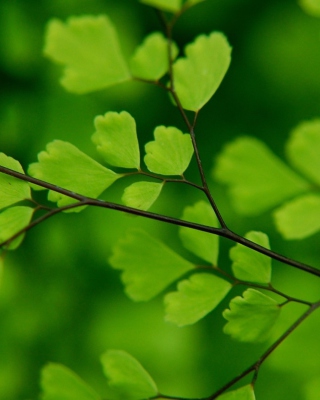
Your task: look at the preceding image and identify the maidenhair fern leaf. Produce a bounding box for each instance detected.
[223,289,281,342]
[230,231,272,283]
[41,363,101,400]
[173,32,231,111]
[139,0,182,13]
[122,181,163,211]
[28,140,121,211]
[130,32,179,80]
[164,273,232,326]
[144,126,193,175]
[101,350,158,400]
[179,200,219,265]
[0,153,31,210]
[92,111,140,169]
[217,384,255,400]
[43,15,130,93]
[109,229,194,301]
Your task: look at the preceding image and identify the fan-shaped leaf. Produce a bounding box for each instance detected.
[165,273,231,326]
[217,384,255,400]
[101,350,158,400]
[92,111,140,169]
[0,206,33,250]
[41,363,101,400]
[223,289,281,342]
[144,126,193,175]
[274,194,320,239]
[299,0,320,17]
[286,119,320,186]
[109,229,194,301]
[130,32,179,80]
[179,200,219,265]
[213,137,309,215]
[139,0,182,13]
[0,153,31,210]
[173,32,231,111]
[44,15,130,93]
[122,181,163,211]
[230,231,271,283]
[28,140,121,211]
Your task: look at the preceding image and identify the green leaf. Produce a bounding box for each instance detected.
[286,119,320,186]
[185,0,206,7]
[41,363,101,400]
[122,181,163,211]
[139,0,182,13]
[43,15,130,94]
[130,32,179,80]
[179,200,219,265]
[101,350,158,400]
[230,231,272,283]
[109,229,194,301]
[274,194,320,239]
[0,206,33,250]
[92,111,140,169]
[164,273,232,326]
[299,0,320,17]
[173,32,231,111]
[217,385,255,400]
[223,289,281,342]
[0,153,31,210]
[144,126,193,175]
[213,137,309,215]
[28,140,121,211]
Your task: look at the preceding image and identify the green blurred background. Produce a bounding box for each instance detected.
[1,0,320,399]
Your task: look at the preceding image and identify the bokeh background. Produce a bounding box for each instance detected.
[1,0,320,399]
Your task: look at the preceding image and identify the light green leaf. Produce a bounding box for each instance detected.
[41,363,101,400]
[213,137,309,215]
[109,229,194,301]
[139,0,182,13]
[230,231,271,283]
[0,206,33,250]
[179,200,219,265]
[185,0,206,7]
[122,181,163,211]
[165,273,232,326]
[274,194,320,239]
[101,350,158,400]
[286,119,320,186]
[28,140,121,211]
[130,32,179,80]
[173,32,231,111]
[43,15,130,94]
[92,111,140,169]
[217,385,255,400]
[299,0,320,17]
[223,289,281,342]
[144,126,193,175]
[0,153,31,210]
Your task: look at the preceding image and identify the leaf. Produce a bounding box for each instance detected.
[274,194,320,239]
[179,200,219,265]
[299,0,320,17]
[185,0,206,7]
[172,32,231,111]
[139,0,182,13]
[43,15,130,94]
[92,111,140,169]
[0,153,31,210]
[144,126,193,175]
[230,231,272,284]
[223,289,281,342]
[164,273,232,326]
[122,181,163,211]
[286,119,320,186]
[101,350,158,400]
[41,363,101,400]
[130,32,179,80]
[28,140,121,211]
[0,206,33,250]
[109,229,194,301]
[213,137,309,215]
[217,385,255,400]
